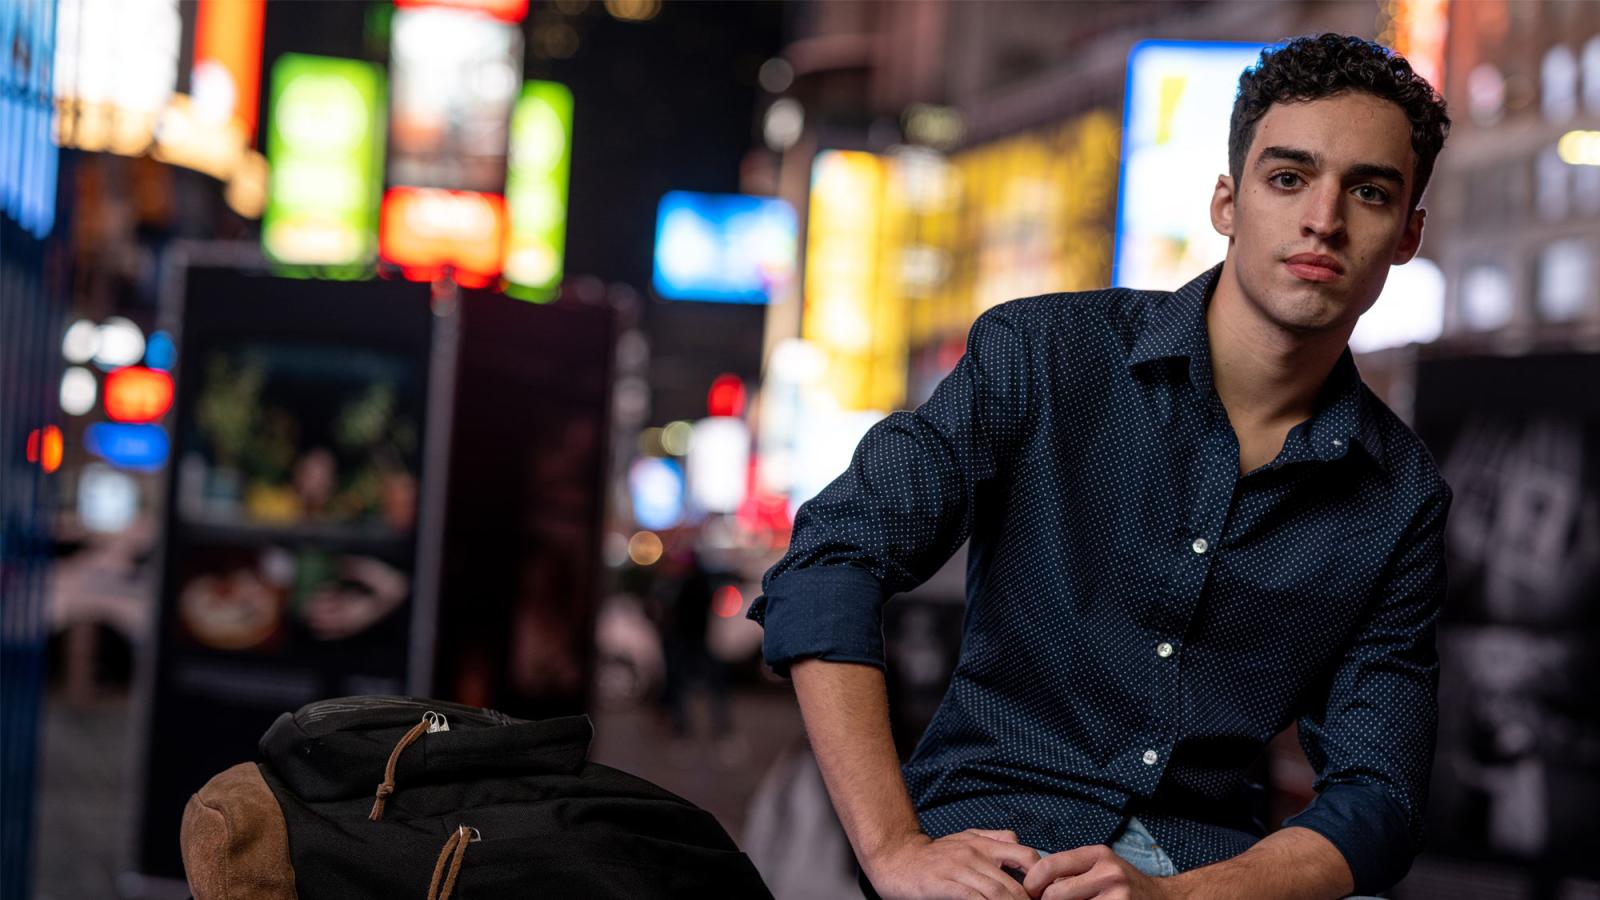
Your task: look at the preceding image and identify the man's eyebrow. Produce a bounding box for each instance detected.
[1255,145,1318,169]
[1255,145,1407,186]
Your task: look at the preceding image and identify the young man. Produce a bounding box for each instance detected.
[748,34,1452,900]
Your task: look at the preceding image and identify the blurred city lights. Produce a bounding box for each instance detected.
[902,104,965,149]
[84,423,170,471]
[505,81,575,302]
[52,0,181,156]
[713,585,744,619]
[638,427,666,456]
[763,99,804,152]
[1350,258,1445,353]
[223,150,269,220]
[264,54,387,270]
[804,150,901,410]
[3,0,59,238]
[604,0,659,22]
[758,58,794,94]
[94,318,146,369]
[652,192,798,303]
[78,463,139,533]
[144,331,177,371]
[628,457,685,531]
[26,426,65,474]
[1557,131,1600,167]
[62,320,100,363]
[394,0,530,24]
[707,374,747,418]
[103,367,175,423]
[627,530,664,566]
[190,0,266,139]
[380,188,509,288]
[661,421,693,457]
[686,417,750,514]
[1116,41,1268,291]
[59,367,98,417]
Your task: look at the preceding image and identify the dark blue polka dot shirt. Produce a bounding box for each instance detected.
[749,264,1452,895]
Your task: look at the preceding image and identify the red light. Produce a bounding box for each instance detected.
[707,374,746,418]
[105,367,175,423]
[27,426,63,473]
[713,586,743,618]
[393,0,528,23]
[381,188,508,288]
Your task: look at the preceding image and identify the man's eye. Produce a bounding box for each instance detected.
[1354,185,1390,204]
[1269,172,1302,189]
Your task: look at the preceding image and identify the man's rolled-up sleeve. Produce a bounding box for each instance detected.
[1283,484,1452,895]
[747,307,1034,675]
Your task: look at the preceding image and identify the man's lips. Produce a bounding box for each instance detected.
[1284,253,1344,283]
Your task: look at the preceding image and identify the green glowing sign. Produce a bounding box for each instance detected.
[504,81,573,302]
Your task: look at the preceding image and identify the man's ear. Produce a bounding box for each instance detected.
[1392,207,1425,264]
[1210,174,1236,238]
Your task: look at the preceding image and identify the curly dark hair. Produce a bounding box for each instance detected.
[1229,33,1451,210]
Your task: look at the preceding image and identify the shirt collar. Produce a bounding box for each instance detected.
[1125,263,1386,468]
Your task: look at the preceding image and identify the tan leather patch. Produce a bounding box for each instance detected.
[180,762,298,900]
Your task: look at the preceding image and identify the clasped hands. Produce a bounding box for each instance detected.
[866,828,1174,900]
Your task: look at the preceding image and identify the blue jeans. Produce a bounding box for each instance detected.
[1108,817,1383,899]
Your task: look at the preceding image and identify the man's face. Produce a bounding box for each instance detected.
[1211,92,1425,337]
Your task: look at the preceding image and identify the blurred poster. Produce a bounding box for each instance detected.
[133,266,434,880]
[1413,354,1600,878]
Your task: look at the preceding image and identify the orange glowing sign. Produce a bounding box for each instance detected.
[193,0,266,140]
[105,367,175,423]
[393,0,529,23]
[380,187,508,287]
[26,426,64,474]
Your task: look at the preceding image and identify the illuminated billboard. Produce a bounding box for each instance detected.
[52,0,181,156]
[652,191,797,304]
[263,54,386,272]
[388,6,521,193]
[1114,41,1269,290]
[504,81,574,302]
[1,0,58,238]
[380,187,508,287]
[802,151,904,412]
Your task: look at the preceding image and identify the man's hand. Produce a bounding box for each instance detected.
[865,828,1042,900]
[1022,845,1173,900]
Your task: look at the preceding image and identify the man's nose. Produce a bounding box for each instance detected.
[1300,182,1345,241]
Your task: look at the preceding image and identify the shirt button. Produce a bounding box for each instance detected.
[1156,642,1174,658]
[1190,537,1209,555]
[1332,438,1345,447]
[1142,749,1159,765]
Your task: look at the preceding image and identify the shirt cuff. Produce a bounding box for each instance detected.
[1281,782,1415,894]
[746,566,888,676]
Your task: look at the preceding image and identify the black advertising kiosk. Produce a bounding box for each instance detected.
[133,256,438,884]
[132,249,613,889]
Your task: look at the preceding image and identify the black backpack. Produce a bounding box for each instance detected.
[185,695,774,899]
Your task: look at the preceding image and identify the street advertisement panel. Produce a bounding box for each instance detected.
[1414,354,1600,885]
[504,80,574,302]
[132,266,434,881]
[652,191,797,304]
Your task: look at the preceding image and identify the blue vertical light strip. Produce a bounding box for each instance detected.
[1,5,61,897]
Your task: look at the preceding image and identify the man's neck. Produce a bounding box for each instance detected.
[1206,258,1351,431]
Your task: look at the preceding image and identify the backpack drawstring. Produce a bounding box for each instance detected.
[368,715,434,821]
[427,825,480,900]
